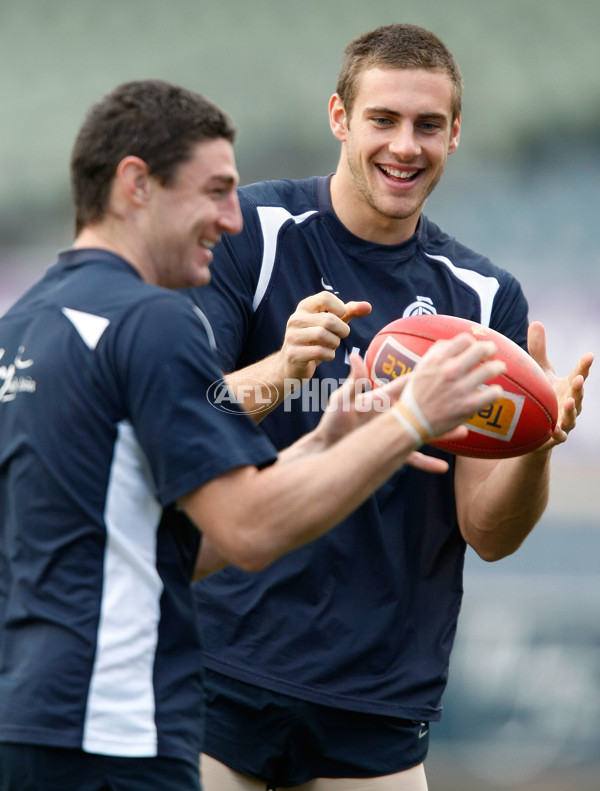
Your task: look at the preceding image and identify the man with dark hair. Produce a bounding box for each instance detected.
[0,78,510,791]
[70,79,236,235]
[192,24,592,791]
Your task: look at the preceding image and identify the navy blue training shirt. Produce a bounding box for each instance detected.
[0,249,276,764]
[192,175,529,721]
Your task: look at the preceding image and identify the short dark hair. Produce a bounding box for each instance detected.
[71,79,236,233]
[336,24,463,122]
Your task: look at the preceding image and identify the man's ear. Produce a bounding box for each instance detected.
[448,115,461,155]
[329,94,349,143]
[115,156,152,207]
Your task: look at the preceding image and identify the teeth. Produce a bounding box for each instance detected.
[380,166,416,179]
[200,239,216,249]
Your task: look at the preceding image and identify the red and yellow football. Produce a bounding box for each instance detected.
[365,314,558,459]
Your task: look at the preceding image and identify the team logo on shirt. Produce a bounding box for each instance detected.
[0,346,36,402]
[403,296,437,317]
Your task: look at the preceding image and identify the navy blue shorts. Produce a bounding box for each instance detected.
[203,669,430,787]
[0,743,201,791]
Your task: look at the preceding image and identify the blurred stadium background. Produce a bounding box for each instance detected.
[1,1,598,788]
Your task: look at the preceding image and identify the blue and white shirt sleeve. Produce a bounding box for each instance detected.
[100,292,277,506]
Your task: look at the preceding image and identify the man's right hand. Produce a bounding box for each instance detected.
[226,291,371,420]
[277,291,371,383]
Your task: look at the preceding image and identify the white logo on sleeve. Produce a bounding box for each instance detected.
[0,346,36,402]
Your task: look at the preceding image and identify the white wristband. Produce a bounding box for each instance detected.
[393,377,434,442]
[390,405,423,446]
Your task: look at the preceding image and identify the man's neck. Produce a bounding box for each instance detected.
[329,170,420,246]
[73,224,151,283]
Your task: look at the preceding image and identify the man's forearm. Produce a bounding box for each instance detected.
[224,352,298,422]
[456,450,552,562]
